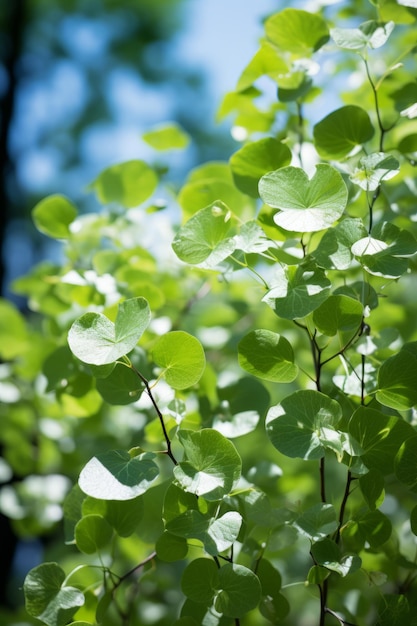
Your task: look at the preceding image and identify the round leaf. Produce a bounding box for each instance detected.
[152,331,205,390]
[96,362,144,405]
[215,563,261,618]
[74,514,113,554]
[266,390,342,460]
[312,295,363,336]
[32,195,77,239]
[313,105,375,159]
[79,450,159,500]
[68,297,150,365]
[24,562,84,626]
[238,329,298,382]
[142,123,190,151]
[91,159,158,208]
[259,165,348,232]
[265,8,329,55]
[230,138,291,197]
[156,531,188,562]
[294,503,338,541]
[174,429,242,501]
[181,558,219,605]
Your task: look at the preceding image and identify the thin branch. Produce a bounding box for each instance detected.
[335,471,353,544]
[325,607,358,626]
[115,551,157,589]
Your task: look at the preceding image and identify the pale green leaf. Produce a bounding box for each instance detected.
[152,331,205,390]
[91,160,158,208]
[350,153,400,191]
[32,195,77,239]
[265,8,329,56]
[259,165,348,232]
[142,122,190,150]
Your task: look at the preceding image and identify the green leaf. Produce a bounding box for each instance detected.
[215,564,261,618]
[355,510,392,548]
[236,42,289,91]
[410,505,417,535]
[359,470,385,510]
[212,410,259,439]
[331,20,395,50]
[68,297,151,365]
[266,390,343,460]
[313,106,375,159]
[311,538,361,576]
[90,159,158,208]
[152,331,205,390]
[348,406,416,475]
[238,329,298,382]
[233,221,271,254]
[142,122,190,150]
[350,153,400,191]
[174,429,242,501]
[376,594,410,626]
[96,362,144,405]
[156,531,188,562]
[352,223,416,278]
[395,435,417,490]
[74,514,113,554]
[259,165,348,232]
[313,218,368,270]
[172,201,236,267]
[79,450,159,500]
[265,8,330,55]
[167,510,242,555]
[32,195,77,239]
[181,558,219,606]
[294,503,338,542]
[24,562,84,626]
[0,298,29,359]
[104,496,144,537]
[230,138,291,197]
[377,342,417,409]
[263,263,331,320]
[312,295,363,336]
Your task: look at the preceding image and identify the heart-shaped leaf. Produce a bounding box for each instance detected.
[68,297,150,365]
[74,514,113,554]
[24,562,84,626]
[90,160,158,208]
[265,8,329,55]
[266,390,343,460]
[172,201,236,268]
[167,510,242,555]
[230,138,291,197]
[312,295,363,336]
[32,195,77,239]
[313,106,374,159]
[152,331,205,389]
[238,329,298,382]
[174,429,241,501]
[79,450,159,500]
[331,20,394,50]
[259,165,348,232]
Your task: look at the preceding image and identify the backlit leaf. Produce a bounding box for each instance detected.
[230,138,291,197]
[313,106,374,159]
[151,331,205,390]
[312,295,363,336]
[142,123,190,150]
[259,165,348,232]
[91,160,158,208]
[74,514,113,554]
[265,8,329,55]
[238,329,298,382]
[32,195,77,239]
[79,450,159,500]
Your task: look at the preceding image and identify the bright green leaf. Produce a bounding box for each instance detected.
[0,298,29,359]
[32,195,77,239]
[142,122,190,150]
[74,514,113,554]
[230,138,291,197]
[167,510,242,555]
[152,331,205,389]
[172,201,236,268]
[313,106,375,159]
[24,562,84,626]
[265,8,330,55]
[377,342,417,409]
[68,297,151,365]
[266,390,342,460]
[90,160,158,208]
[312,295,363,336]
[313,218,368,270]
[238,329,298,382]
[174,429,242,501]
[79,450,159,500]
[259,165,348,232]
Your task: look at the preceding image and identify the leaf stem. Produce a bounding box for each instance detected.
[127,359,178,465]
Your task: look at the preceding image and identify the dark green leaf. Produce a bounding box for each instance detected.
[74,514,113,554]
[238,329,298,382]
[313,106,375,159]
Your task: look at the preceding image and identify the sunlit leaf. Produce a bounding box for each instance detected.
[259,165,348,232]
[167,510,242,555]
[230,138,291,197]
[312,295,363,336]
[24,563,84,626]
[79,450,159,500]
[32,195,77,239]
[90,160,158,208]
[294,503,338,541]
[238,329,298,382]
[151,331,205,390]
[74,514,113,554]
[313,106,374,159]
[142,122,190,150]
[68,297,151,365]
[350,153,399,191]
[377,342,417,409]
[265,8,329,55]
